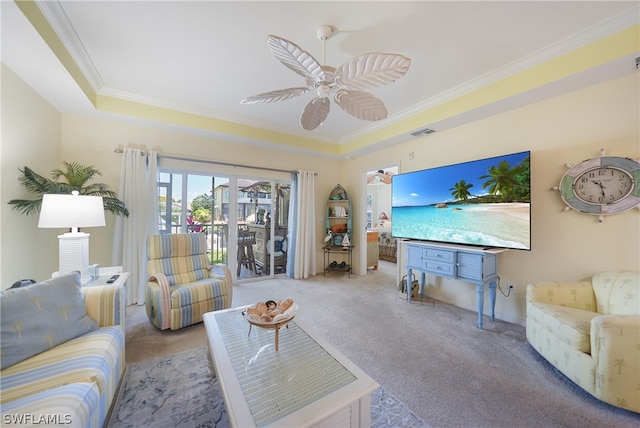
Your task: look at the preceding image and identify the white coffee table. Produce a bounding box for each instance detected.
[203,306,379,427]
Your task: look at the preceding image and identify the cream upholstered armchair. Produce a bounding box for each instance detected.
[145,233,233,331]
[526,271,639,413]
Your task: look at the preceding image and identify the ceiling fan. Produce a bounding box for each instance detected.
[241,25,411,131]
[367,169,395,185]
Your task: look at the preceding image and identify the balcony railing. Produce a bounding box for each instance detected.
[159,223,229,264]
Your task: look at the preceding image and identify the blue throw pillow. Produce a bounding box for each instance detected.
[1,272,99,370]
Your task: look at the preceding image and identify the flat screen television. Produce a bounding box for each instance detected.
[391,151,531,250]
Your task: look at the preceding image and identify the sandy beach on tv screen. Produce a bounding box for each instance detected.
[465,202,530,220]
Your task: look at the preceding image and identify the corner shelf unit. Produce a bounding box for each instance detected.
[325,184,352,247]
[324,184,353,276]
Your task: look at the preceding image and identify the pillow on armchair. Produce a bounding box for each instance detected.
[1,272,99,369]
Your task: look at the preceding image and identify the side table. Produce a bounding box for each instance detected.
[86,266,130,288]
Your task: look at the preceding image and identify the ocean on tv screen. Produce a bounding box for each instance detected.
[392,203,530,250]
[391,151,531,250]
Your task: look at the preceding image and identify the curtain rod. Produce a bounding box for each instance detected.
[113,148,314,175]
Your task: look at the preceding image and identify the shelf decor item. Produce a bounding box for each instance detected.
[341,234,351,247]
[325,184,352,247]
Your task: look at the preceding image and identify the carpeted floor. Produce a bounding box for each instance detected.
[121,261,640,427]
[107,346,428,428]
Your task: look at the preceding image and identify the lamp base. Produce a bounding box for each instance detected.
[58,231,93,284]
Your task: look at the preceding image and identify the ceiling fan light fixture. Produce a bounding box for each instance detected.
[317,84,331,98]
[241,25,411,130]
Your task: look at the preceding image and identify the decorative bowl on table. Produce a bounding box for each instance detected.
[242,299,298,327]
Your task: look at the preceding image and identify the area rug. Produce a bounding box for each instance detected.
[107,347,428,428]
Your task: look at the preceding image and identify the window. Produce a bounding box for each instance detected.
[157,169,291,281]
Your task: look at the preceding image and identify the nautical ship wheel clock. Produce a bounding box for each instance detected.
[554,150,640,222]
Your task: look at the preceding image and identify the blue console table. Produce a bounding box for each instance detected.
[405,241,507,329]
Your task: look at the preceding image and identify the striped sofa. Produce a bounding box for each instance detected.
[145,233,233,330]
[1,278,125,428]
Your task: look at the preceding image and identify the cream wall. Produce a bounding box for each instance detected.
[342,73,639,325]
[1,64,62,285]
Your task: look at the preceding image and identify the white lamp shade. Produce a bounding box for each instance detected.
[38,192,105,285]
[38,193,106,229]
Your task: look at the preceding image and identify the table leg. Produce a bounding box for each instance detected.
[489,281,497,322]
[274,326,279,351]
[476,283,484,329]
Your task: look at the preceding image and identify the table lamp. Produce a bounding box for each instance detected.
[378,212,389,227]
[38,191,105,285]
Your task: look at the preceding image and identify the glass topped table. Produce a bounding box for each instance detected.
[203,306,379,427]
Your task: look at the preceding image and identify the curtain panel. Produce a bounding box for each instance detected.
[287,170,316,279]
[111,148,157,305]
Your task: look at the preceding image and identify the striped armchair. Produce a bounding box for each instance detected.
[145,233,233,330]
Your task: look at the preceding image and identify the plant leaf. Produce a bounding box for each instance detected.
[18,167,55,194]
[8,162,128,217]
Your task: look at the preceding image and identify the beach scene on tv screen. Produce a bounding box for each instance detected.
[392,151,531,250]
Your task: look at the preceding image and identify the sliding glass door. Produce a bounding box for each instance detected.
[156,170,290,282]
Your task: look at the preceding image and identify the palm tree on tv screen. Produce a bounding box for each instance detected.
[449,180,474,201]
[479,157,530,202]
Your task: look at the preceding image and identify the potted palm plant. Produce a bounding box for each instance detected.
[8,161,128,217]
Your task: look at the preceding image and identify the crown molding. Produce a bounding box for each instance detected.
[36,0,105,91]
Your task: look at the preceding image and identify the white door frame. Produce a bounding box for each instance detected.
[358,162,399,276]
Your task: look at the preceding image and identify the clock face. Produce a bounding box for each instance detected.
[559,155,640,215]
[572,166,633,205]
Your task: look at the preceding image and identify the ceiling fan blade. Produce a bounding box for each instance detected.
[300,97,330,130]
[241,87,309,104]
[334,53,411,90]
[367,172,392,185]
[334,90,387,121]
[380,173,392,184]
[267,35,324,81]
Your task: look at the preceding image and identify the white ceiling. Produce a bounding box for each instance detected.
[2,1,638,157]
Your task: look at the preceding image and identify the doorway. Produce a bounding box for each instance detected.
[156,170,290,282]
[360,165,398,275]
